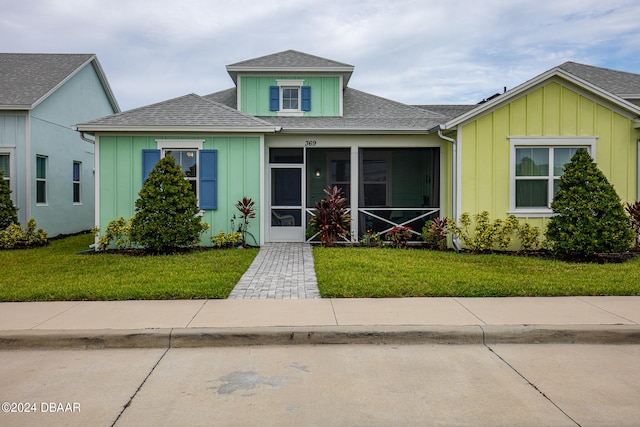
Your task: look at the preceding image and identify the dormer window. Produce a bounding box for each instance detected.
[282,87,299,110]
[270,80,311,116]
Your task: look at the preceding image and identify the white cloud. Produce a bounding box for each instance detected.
[2,0,639,110]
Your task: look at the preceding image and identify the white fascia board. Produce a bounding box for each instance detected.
[75,126,281,133]
[276,128,431,135]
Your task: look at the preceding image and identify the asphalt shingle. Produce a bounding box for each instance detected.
[0,53,95,107]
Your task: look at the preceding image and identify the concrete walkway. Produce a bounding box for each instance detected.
[228,243,320,299]
[2,296,640,349]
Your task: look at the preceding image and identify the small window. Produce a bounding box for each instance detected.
[510,138,595,214]
[36,155,47,204]
[282,87,299,110]
[270,80,311,115]
[164,149,198,195]
[0,153,10,190]
[73,161,81,204]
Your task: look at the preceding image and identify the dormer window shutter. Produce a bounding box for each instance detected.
[301,86,311,111]
[269,86,279,111]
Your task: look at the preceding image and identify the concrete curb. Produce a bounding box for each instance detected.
[2,325,640,349]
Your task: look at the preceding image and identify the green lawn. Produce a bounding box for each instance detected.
[313,247,640,298]
[2,235,639,301]
[0,233,258,301]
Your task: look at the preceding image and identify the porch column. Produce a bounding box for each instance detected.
[350,145,359,242]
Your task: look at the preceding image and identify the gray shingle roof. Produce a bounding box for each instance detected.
[227,50,353,69]
[414,105,477,121]
[226,50,354,86]
[77,94,277,131]
[0,53,96,108]
[559,62,640,98]
[203,87,445,132]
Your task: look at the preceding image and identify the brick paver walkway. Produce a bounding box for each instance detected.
[228,243,320,299]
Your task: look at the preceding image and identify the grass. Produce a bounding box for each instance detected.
[313,247,640,298]
[0,233,258,301]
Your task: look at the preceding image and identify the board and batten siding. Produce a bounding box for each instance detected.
[97,135,262,245]
[239,76,341,117]
[459,80,640,231]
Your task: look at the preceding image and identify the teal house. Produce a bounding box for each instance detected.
[77,51,640,248]
[0,54,119,237]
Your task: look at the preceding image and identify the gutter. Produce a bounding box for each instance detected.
[435,126,461,251]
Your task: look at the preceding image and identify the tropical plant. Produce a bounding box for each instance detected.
[0,171,18,231]
[545,148,634,259]
[626,201,640,249]
[234,197,256,247]
[129,155,209,253]
[385,225,412,248]
[308,186,351,247]
[421,217,449,251]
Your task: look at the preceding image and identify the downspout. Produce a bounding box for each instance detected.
[436,128,461,251]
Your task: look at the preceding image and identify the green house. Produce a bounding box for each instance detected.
[77,51,640,248]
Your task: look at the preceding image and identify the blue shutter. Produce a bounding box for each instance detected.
[199,149,218,210]
[301,86,311,111]
[269,86,279,111]
[142,149,160,182]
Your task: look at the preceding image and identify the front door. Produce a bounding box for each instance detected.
[269,148,305,242]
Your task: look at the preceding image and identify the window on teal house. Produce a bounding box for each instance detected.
[510,138,594,214]
[36,155,47,204]
[270,82,311,114]
[73,161,81,204]
[142,148,218,210]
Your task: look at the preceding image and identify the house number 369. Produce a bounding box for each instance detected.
[305,140,317,147]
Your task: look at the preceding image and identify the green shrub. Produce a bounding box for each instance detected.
[0,171,18,231]
[545,148,633,259]
[359,230,382,247]
[0,218,47,249]
[96,217,132,250]
[448,212,538,252]
[517,223,542,251]
[130,156,209,253]
[211,230,243,248]
[308,186,351,247]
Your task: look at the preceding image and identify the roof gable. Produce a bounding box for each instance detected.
[77,93,278,132]
[444,63,640,130]
[0,53,118,111]
[226,50,354,86]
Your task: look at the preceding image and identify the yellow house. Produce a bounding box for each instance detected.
[432,62,640,245]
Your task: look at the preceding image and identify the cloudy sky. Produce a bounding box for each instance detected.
[2,0,639,112]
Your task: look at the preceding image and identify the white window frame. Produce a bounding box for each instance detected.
[276,79,304,117]
[73,161,81,204]
[509,137,596,216]
[0,151,13,198]
[156,140,203,203]
[36,155,47,205]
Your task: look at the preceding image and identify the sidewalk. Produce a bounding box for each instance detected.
[2,296,640,349]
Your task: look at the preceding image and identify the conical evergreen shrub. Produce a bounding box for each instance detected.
[130,155,209,253]
[0,171,18,231]
[545,148,633,259]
